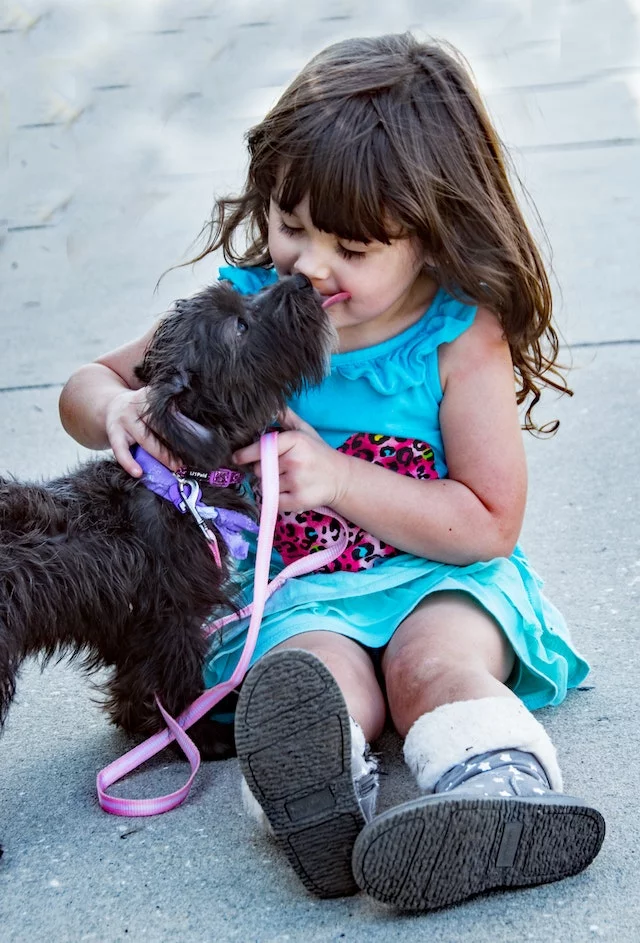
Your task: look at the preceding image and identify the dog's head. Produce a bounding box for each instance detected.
[134,274,335,468]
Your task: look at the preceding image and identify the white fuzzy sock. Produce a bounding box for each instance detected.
[240,775,274,835]
[350,717,378,779]
[403,696,563,792]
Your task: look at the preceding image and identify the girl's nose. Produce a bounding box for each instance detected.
[293,248,332,284]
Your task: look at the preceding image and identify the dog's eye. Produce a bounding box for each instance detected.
[236,317,249,336]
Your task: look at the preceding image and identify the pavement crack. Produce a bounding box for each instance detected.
[0,382,64,394]
[7,224,54,232]
[520,137,640,153]
[565,339,640,349]
[493,64,640,95]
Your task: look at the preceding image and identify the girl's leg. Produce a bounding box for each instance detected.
[235,631,384,899]
[274,630,386,741]
[352,591,605,911]
[381,590,516,736]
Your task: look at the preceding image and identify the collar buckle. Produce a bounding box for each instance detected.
[208,468,243,487]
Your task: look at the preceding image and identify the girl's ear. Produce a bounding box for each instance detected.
[422,252,436,270]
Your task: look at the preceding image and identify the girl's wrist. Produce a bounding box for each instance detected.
[329,448,355,510]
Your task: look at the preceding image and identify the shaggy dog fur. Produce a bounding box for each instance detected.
[0,274,333,766]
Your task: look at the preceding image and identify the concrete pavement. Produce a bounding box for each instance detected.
[1,1,639,940]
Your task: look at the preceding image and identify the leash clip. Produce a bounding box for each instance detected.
[176,476,222,566]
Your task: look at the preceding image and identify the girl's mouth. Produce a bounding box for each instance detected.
[321,292,351,309]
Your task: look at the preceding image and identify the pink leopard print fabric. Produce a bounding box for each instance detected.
[273,433,439,573]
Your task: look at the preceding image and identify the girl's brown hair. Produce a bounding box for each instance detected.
[191,32,571,432]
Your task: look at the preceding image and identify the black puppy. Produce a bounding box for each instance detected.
[0,274,333,761]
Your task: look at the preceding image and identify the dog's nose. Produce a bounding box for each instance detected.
[290,273,312,290]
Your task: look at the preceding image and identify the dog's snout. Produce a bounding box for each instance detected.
[290,273,312,291]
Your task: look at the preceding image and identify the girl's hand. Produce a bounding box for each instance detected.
[232,408,349,513]
[105,387,181,477]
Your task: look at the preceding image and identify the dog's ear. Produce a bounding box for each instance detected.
[141,377,230,469]
[134,323,230,467]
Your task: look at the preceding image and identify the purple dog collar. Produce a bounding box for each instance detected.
[175,465,245,488]
[133,446,257,560]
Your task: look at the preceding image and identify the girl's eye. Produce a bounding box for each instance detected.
[278,221,302,237]
[278,217,365,261]
[337,245,366,262]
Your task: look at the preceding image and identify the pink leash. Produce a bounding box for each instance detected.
[96,431,348,816]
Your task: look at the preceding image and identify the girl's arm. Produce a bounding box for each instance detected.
[59,323,178,477]
[234,307,527,566]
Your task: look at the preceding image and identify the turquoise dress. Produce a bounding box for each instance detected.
[203,266,589,711]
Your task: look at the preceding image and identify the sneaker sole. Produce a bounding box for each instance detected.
[235,648,364,898]
[353,793,605,911]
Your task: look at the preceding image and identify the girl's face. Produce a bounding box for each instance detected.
[268,196,433,346]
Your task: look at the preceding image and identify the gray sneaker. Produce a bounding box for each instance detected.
[235,648,378,898]
[353,748,605,911]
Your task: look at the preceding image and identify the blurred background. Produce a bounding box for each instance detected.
[0,2,639,941]
[2,0,639,428]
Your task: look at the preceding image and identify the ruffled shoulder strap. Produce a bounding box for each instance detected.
[420,289,478,350]
[332,290,478,396]
[218,265,278,295]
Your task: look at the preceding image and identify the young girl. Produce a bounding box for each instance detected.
[59,33,604,911]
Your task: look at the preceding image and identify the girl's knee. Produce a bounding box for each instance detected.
[275,630,369,680]
[385,592,516,685]
[274,631,386,740]
[383,636,517,737]
[384,647,458,703]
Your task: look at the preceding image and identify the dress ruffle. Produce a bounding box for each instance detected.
[332,289,476,395]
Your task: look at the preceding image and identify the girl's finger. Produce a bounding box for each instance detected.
[278,492,306,515]
[278,407,300,429]
[278,407,313,434]
[148,437,181,471]
[110,432,142,478]
[233,443,261,465]
[132,422,180,471]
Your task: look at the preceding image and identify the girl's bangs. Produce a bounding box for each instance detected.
[273,117,402,245]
